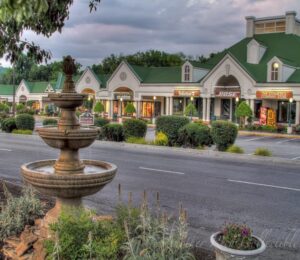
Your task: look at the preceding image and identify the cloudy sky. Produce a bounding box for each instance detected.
[1,0,300,67]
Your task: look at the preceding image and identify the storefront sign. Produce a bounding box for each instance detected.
[79,112,94,126]
[114,92,132,100]
[174,89,200,97]
[214,88,240,98]
[267,109,276,127]
[256,90,293,99]
[259,107,267,125]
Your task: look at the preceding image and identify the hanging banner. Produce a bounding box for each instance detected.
[267,109,276,127]
[259,107,267,125]
[214,87,240,98]
[256,90,293,99]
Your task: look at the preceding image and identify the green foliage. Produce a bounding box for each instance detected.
[295,124,300,134]
[45,208,124,260]
[0,184,43,242]
[226,145,244,154]
[16,113,35,130]
[123,119,147,139]
[184,102,198,117]
[177,123,213,148]
[26,100,35,107]
[12,129,33,135]
[123,205,195,260]
[126,137,148,144]
[94,117,110,127]
[154,131,169,146]
[93,101,104,114]
[211,120,238,151]
[1,118,17,132]
[235,101,252,127]
[0,103,9,113]
[16,103,25,112]
[253,148,272,157]
[102,123,124,142]
[156,116,190,146]
[220,223,255,250]
[124,103,136,115]
[43,118,58,126]
[83,99,93,110]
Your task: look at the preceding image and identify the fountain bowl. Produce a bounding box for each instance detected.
[37,127,99,149]
[21,160,117,198]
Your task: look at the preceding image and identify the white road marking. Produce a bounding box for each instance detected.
[228,179,300,192]
[0,148,12,152]
[139,167,185,175]
[291,156,300,161]
[243,137,267,142]
[276,139,293,144]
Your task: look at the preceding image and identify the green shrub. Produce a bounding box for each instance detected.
[184,102,197,117]
[0,103,9,113]
[123,118,147,139]
[102,123,124,142]
[177,123,213,148]
[235,101,252,127]
[126,137,148,144]
[295,124,300,134]
[1,118,17,133]
[211,120,238,151]
[154,131,168,146]
[45,208,125,260]
[0,185,43,241]
[42,118,58,126]
[156,116,190,146]
[277,124,287,134]
[260,125,277,132]
[226,145,244,154]
[93,101,105,114]
[253,148,272,156]
[15,113,35,130]
[124,102,136,116]
[94,117,110,127]
[12,129,33,135]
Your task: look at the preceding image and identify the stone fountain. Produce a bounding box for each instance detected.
[21,56,117,224]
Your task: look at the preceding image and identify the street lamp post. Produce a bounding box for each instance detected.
[153,96,157,124]
[235,96,239,124]
[288,98,293,133]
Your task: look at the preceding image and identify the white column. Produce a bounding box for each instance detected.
[250,99,255,112]
[170,97,173,115]
[109,100,113,119]
[202,98,207,121]
[230,98,233,122]
[296,101,300,125]
[135,100,140,118]
[166,97,169,115]
[206,98,211,121]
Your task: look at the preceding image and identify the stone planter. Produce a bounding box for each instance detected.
[287,126,293,134]
[210,232,266,260]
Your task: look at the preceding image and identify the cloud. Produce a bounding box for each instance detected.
[1,0,299,67]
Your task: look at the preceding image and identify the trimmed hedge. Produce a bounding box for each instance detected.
[177,123,213,148]
[211,120,238,151]
[156,116,190,146]
[1,118,17,133]
[94,117,110,127]
[16,114,35,130]
[12,129,33,135]
[102,123,124,142]
[43,118,58,126]
[154,132,168,146]
[123,119,147,139]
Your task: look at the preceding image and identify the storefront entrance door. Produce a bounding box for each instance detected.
[221,99,230,120]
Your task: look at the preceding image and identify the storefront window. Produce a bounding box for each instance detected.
[254,100,262,120]
[195,98,203,118]
[277,101,296,123]
[173,98,184,115]
[141,101,153,118]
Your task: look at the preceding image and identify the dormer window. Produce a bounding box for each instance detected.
[184,65,190,81]
[271,62,279,81]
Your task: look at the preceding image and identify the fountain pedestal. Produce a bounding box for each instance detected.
[21,56,117,227]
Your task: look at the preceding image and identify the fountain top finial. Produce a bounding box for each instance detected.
[63,56,76,76]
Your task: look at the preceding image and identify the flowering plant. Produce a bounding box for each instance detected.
[218,223,257,250]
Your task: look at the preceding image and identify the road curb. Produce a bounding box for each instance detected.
[97,140,300,166]
[238,131,300,139]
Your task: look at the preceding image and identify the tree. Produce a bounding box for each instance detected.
[0,0,101,64]
[93,101,104,116]
[0,103,9,113]
[184,102,198,118]
[124,103,136,117]
[235,101,253,128]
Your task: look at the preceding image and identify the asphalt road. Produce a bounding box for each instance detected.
[0,133,299,259]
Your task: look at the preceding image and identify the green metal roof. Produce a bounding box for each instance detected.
[24,81,49,93]
[55,73,82,90]
[189,60,215,70]
[205,33,300,83]
[97,74,111,88]
[0,84,14,95]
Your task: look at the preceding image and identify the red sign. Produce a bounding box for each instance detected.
[256,90,293,99]
[259,107,267,125]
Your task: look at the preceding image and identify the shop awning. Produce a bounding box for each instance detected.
[256,90,293,99]
[214,87,240,98]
